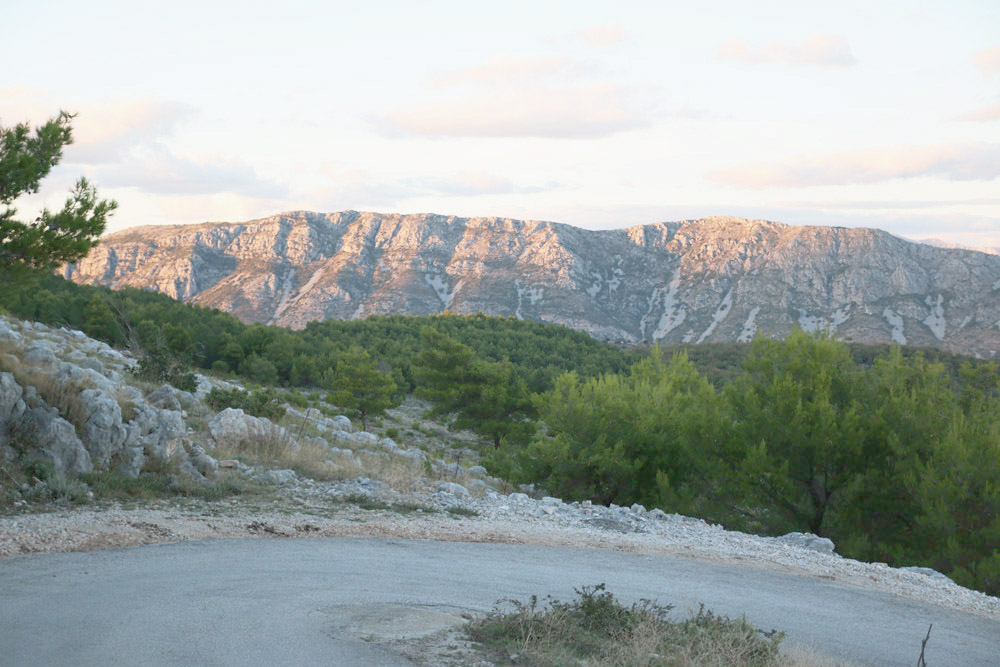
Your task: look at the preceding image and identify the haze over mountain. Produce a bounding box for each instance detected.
[63,211,1000,356]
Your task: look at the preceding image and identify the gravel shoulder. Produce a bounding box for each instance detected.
[3,475,998,625]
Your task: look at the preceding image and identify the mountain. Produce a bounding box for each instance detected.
[63,210,1000,355]
[919,238,1000,256]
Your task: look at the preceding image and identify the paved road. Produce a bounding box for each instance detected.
[1,538,998,666]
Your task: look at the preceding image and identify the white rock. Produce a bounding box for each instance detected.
[436,482,470,497]
[257,469,297,484]
[776,532,836,555]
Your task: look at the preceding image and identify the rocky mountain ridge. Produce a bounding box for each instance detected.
[64,210,1000,356]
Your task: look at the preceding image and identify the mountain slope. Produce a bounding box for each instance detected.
[64,210,1000,355]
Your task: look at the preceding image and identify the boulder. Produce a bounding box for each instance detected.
[0,373,27,438]
[399,449,427,468]
[208,408,290,448]
[190,453,219,478]
[115,445,146,478]
[146,384,182,411]
[0,320,22,344]
[436,461,464,478]
[257,469,297,485]
[776,532,836,554]
[436,481,470,497]
[330,415,352,432]
[78,388,127,469]
[129,407,188,462]
[349,431,378,446]
[378,437,401,452]
[24,404,93,476]
[21,344,59,371]
[900,566,952,582]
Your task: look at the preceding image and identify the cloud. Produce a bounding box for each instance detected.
[716,34,857,68]
[406,171,559,196]
[432,56,579,88]
[380,83,650,139]
[570,24,627,47]
[974,46,1000,77]
[779,197,1000,210]
[381,51,654,139]
[956,102,1000,122]
[95,146,289,198]
[67,100,193,164]
[709,143,1000,188]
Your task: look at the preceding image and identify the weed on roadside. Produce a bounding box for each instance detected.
[466,583,785,667]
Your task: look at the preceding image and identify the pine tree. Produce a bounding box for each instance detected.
[324,346,398,431]
[1,111,116,270]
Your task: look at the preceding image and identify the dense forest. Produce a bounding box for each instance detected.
[2,268,998,595]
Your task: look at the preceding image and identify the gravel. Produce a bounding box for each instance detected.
[2,474,998,623]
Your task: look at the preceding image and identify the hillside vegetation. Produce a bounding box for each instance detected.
[2,268,998,595]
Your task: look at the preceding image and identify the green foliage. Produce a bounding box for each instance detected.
[523,331,1000,596]
[323,345,399,430]
[80,468,252,502]
[0,273,630,403]
[414,328,536,447]
[1,111,116,270]
[529,349,726,512]
[722,330,866,534]
[205,386,287,421]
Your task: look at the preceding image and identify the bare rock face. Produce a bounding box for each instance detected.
[0,316,204,479]
[65,211,1000,356]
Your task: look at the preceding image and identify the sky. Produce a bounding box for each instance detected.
[3,0,999,246]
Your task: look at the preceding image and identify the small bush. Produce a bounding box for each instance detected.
[446,505,479,518]
[466,584,785,667]
[79,468,254,501]
[205,387,286,420]
[287,389,309,409]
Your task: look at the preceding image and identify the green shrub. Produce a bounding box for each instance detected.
[205,387,286,420]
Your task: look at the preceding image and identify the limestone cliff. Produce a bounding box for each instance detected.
[63,211,1000,355]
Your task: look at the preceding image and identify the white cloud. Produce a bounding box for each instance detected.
[717,34,857,68]
[380,84,649,139]
[67,100,193,164]
[570,24,628,47]
[432,56,580,88]
[95,145,289,198]
[381,52,653,139]
[306,169,558,210]
[0,90,193,165]
[407,170,559,196]
[974,47,1000,77]
[956,102,1000,122]
[709,143,1000,188]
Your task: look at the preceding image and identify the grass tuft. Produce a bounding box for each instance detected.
[466,584,785,667]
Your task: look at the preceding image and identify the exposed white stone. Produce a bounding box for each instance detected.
[883,308,907,345]
[696,289,733,343]
[652,272,686,341]
[923,294,946,340]
[737,306,761,343]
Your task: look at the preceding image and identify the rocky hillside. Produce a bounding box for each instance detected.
[64,211,1000,356]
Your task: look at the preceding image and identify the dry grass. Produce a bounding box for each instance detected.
[467,585,786,667]
[208,427,364,482]
[0,349,93,435]
[780,643,861,667]
[116,387,140,423]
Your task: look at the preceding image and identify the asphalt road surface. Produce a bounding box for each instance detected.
[1,538,998,666]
